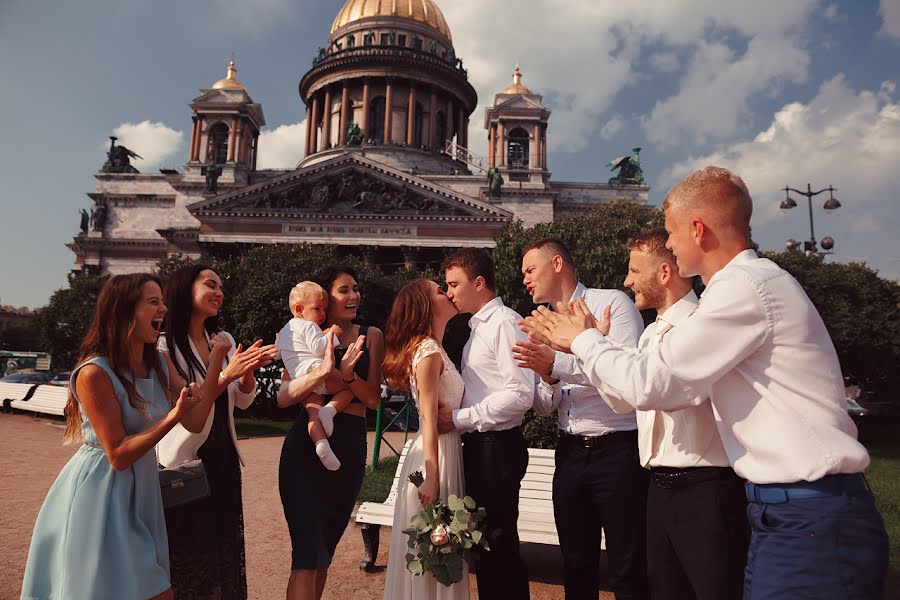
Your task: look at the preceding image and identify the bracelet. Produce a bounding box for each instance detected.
[218,372,232,386]
[342,375,356,384]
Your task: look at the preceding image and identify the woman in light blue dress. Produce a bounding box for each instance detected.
[21,273,206,600]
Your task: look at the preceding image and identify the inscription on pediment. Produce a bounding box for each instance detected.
[237,172,465,216]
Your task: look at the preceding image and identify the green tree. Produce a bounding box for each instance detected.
[33,272,109,369]
[763,251,900,396]
[154,253,201,283]
[0,322,41,351]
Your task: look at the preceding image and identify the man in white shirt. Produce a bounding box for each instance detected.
[600,227,749,600]
[522,167,889,600]
[512,238,649,600]
[437,248,534,600]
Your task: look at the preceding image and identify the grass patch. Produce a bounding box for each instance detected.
[234,417,293,438]
[358,455,401,504]
[860,418,900,570]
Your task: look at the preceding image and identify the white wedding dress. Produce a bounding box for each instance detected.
[383,337,469,600]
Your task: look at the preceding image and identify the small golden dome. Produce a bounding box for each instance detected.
[211,57,248,92]
[502,65,534,95]
[331,0,452,42]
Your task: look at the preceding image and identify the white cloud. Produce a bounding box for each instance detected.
[658,76,900,272]
[880,0,900,40]
[256,121,307,169]
[824,3,840,21]
[642,35,809,147]
[649,52,680,74]
[600,115,624,140]
[111,121,184,170]
[440,0,819,154]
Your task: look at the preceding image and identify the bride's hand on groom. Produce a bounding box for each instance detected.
[418,477,440,508]
[436,402,456,434]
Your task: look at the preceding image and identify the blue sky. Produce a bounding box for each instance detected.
[2,0,900,308]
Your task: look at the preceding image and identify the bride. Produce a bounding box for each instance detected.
[382,279,469,600]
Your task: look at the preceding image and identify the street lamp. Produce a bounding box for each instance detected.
[780,183,840,254]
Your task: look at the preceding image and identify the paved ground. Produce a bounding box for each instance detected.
[0,413,613,599]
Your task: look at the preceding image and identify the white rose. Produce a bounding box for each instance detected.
[430,524,450,546]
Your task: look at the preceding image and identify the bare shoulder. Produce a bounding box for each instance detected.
[74,364,114,397]
[364,325,384,346]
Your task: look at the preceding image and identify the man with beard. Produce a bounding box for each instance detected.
[512,238,649,600]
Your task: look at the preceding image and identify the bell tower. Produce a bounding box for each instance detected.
[485,66,551,185]
[186,57,266,185]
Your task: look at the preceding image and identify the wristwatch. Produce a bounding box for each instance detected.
[342,373,357,385]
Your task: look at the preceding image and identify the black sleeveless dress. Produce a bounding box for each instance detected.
[165,389,247,599]
[278,326,371,570]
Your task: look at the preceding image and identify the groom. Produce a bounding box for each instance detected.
[438,248,534,600]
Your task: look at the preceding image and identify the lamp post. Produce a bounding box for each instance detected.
[780,183,841,254]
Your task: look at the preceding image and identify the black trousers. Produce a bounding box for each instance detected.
[646,468,750,600]
[462,427,531,600]
[554,430,649,600]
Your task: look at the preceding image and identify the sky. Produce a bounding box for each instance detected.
[2,0,900,308]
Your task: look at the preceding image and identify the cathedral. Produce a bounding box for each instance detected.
[68,0,649,274]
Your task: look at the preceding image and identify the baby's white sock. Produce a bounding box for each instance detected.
[315,439,341,471]
[318,403,337,437]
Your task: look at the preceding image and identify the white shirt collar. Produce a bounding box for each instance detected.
[705,249,759,291]
[569,282,588,302]
[468,296,505,329]
[657,289,699,329]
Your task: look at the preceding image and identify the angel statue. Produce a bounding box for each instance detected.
[608,147,645,186]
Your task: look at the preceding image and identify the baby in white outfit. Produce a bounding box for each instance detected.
[275,281,354,471]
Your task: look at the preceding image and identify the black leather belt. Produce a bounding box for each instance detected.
[560,429,637,449]
[650,466,739,489]
[461,426,522,444]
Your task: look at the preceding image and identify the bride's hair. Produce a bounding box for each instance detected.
[383,279,435,391]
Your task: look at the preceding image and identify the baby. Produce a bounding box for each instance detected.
[275,281,354,471]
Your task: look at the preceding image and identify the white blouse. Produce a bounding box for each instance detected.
[156,330,257,467]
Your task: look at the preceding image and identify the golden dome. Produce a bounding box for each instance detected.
[331,0,452,42]
[502,65,534,95]
[211,57,248,92]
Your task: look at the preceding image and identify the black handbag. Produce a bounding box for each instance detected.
[158,459,210,509]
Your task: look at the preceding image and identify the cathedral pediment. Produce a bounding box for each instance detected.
[193,88,253,105]
[493,95,547,111]
[188,153,510,220]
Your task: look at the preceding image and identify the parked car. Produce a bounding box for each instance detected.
[0,372,51,384]
[846,398,869,418]
[48,372,72,386]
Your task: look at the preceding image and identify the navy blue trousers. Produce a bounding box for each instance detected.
[743,487,889,599]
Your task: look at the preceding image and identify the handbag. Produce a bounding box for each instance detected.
[158,458,210,509]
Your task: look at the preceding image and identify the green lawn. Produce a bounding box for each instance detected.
[234,417,293,438]
[358,455,401,504]
[860,418,900,570]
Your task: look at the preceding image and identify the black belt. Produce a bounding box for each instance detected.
[560,429,637,449]
[461,426,522,444]
[650,466,739,489]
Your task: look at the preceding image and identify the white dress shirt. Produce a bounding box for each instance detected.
[598,290,731,468]
[569,250,869,484]
[534,283,643,436]
[453,297,535,433]
[157,331,257,467]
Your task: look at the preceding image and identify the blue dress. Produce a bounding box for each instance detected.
[21,356,172,600]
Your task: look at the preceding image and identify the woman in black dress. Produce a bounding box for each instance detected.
[158,265,277,599]
[277,266,385,600]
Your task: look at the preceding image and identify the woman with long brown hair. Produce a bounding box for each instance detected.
[21,273,206,600]
[381,278,469,599]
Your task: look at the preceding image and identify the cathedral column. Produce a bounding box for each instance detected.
[407,83,417,146]
[310,94,320,154]
[190,117,200,162]
[227,117,237,162]
[532,123,540,169]
[497,121,506,167]
[463,117,469,149]
[428,89,438,149]
[488,124,496,167]
[305,104,312,156]
[385,79,394,143]
[251,132,259,171]
[541,124,547,169]
[339,82,350,145]
[457,106,466,148]
[236,121,245,163]
[446,98,455,148]
[322,87,332,150]
[361,78,370,140]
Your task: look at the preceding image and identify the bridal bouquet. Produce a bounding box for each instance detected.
[403,470,490,586]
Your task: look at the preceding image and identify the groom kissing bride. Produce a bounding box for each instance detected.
[382,248,535,600]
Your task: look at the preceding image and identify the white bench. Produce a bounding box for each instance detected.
[0,382,38,412]
[355,442,603,571]
[11,384,68,417]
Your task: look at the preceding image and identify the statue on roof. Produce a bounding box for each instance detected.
[101,136,141,174]
[608,147,645,186]
[205,163,223,194]
[91,199,108,232]
[346,122,363,146]
[79,209,90,234]
[487,167,504,200]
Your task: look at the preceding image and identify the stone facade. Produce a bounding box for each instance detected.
[67,0,648,275]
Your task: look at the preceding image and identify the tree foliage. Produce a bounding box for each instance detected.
[33,272,109,369]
